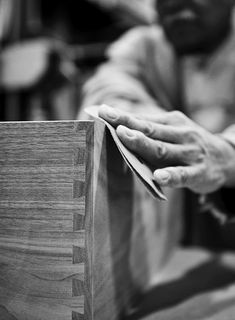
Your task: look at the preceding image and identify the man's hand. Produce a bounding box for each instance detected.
[99,105,235,194]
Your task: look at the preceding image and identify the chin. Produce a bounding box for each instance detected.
[163,26,205,55]
[170,38,204,55]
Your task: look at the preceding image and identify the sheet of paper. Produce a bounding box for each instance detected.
[85,106,166,200]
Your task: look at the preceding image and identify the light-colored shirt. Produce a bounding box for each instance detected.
[80,24,235,144]
[80,23,235,249]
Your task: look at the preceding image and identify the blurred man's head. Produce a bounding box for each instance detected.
[156,0,234,55]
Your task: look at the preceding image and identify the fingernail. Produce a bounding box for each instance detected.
[102,106,118,120]
[154,170,170,182]
[118,126,136,138]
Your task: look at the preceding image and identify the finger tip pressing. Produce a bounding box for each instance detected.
[116,125,128,141]
[98,105,119,123]
[98,104,109,115]
[116,125,138,141]
[116,124,125,133]
[153,169,171,186]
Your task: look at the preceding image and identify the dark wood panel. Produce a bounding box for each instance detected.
[0,121,92,320]
[0,119,162,320]
[92,121,139,319]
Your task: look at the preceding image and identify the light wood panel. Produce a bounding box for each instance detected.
[0,121,92,320]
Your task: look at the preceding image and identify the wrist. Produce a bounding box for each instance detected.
[218,134,235,187]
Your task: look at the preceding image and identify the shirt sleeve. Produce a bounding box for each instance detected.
[220,124,235,148]
[77,27,166,119]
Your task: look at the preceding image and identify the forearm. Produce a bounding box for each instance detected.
[78,64,165,119]
[220,125,235,187]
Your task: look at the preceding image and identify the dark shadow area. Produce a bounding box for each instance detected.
[106,129,139,319]
[0,306,18,320]
[41,0,126,44]
[93,125,143,319]
[127,257,235,319]
[0,0,137,121]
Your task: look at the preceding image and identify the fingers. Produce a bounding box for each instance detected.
[99,105,187,126]
[98,105,134,128]
[116,125,200,166]
[117,123,204,191]
[99,105,185,143]
[136,110,191,126]
[153,165,202,190]
[139,122,189,144]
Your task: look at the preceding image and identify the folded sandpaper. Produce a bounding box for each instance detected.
[85,106,166,200]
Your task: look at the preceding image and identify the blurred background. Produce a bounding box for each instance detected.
[0,0,156,121]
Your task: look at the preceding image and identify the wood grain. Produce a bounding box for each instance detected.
[0,121,92,320]
[0,120,140,320]
[0,120,170,320]
[92,121,139,319]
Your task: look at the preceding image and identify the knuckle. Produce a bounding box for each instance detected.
[198,163,206,175]
[130,138,138,150]
[185,128,199,142]
[155,141,167,159]
[142,121,155,137]
[127,132,140,149]
[135,131,146,149]
[180,126,190,136]
[123,115,133,127]
[179,167,188,185]
[167,178,175,188]
[171,110,186,121]
[166,171,177,187]
[196,149,205,163]
[185,146,204,163]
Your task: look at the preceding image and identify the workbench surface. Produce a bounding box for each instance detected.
[130,248,235,320]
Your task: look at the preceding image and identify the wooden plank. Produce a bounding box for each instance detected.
[0,121,92,320]
[92,121,138,319]
[0,119,169,320]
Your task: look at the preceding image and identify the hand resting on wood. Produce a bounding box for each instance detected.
[99,105,235,194]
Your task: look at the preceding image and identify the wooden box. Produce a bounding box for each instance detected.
[0,120,143,320]
[0,120,182,320]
